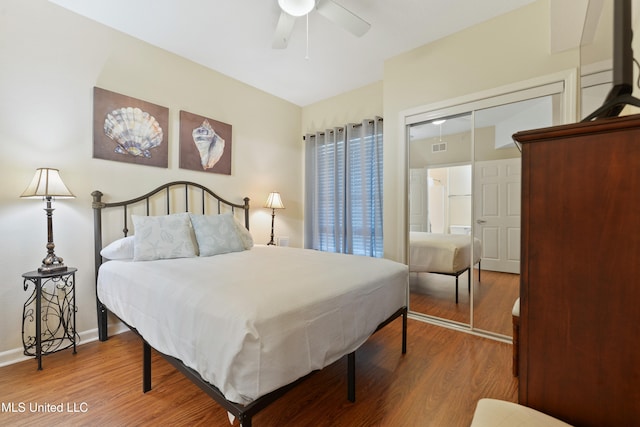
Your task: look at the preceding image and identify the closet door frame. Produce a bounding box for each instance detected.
[401,69,577,340]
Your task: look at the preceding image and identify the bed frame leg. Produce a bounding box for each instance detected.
[239,415,252,427]
[143,342,152,393]
[97,302,108,342]
[455,277,459,304]
[402,307,407,354]
[347,352,356,402]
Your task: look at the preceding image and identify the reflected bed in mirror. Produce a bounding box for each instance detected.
[406,71,574,341]
[409,231,481,303]
[409,114,474,326]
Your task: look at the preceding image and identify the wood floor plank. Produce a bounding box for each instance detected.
[410,270,519,336]
[0,319,517,426]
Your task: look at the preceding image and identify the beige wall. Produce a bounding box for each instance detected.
[0,0,303,358]
[409,126,520,169]
[409,129,473,169]
[475,127,521,162]
[301,81,383,133]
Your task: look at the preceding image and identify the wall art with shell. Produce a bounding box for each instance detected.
[93,87,169,168]
[179,110,232,175]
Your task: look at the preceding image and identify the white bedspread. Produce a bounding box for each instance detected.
[97,245,407,405]
[409,232,481,273]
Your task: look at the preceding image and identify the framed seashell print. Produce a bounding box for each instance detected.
[179,110,232,175]
[93,87,169,168]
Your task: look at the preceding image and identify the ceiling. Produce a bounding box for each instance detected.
[49,0,535,106]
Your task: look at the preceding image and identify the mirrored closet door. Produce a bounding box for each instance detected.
[406,75,574,339]
[408,113,473,326]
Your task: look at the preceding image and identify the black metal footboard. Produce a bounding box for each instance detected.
[140,306,407,427]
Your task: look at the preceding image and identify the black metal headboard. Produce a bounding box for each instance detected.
[91,181,250,341]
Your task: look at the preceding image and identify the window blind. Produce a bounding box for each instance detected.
[305,118,383,257]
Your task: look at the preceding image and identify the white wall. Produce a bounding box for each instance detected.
[0,0,303,359]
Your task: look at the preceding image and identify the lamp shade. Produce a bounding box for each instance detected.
[278,0,315,16]
[264,192,285,209]
[21,168,75,199]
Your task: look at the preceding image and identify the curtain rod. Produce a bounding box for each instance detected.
[302,117,383,140]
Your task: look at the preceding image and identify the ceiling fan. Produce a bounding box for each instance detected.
[273,0,371,49]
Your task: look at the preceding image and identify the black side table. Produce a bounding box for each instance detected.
[22,267,77,369]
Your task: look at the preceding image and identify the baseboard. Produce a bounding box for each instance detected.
[0,321,129,368]
[0,347,29,368]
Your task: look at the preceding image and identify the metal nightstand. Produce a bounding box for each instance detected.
[22,267,77,369]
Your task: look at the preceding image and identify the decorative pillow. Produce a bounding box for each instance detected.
[190,213,246,256]
[233,216,254,250]
[132,213,198,261]
[100,235,135,260]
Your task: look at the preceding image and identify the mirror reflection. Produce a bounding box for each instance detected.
[408,114,473,325]
[408,93,563,337]
[471,101,527,336]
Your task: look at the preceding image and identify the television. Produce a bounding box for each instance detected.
[583,0,640,121]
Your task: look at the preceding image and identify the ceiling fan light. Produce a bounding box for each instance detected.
[278,0,315,17]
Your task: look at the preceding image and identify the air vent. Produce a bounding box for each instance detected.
[432,142,447,153]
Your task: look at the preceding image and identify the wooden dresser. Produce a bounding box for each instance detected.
[513,114,640,427]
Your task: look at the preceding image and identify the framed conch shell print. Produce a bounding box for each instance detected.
[92,87,169,168]
[179,110,232,175]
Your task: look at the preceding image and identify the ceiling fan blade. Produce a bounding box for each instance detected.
[272,11,297,49]
[316,0,371,37]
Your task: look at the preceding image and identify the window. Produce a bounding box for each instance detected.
[305,118,383,257]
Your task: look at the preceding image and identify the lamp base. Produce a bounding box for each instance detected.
[267,208,277,246]
[38,252,67,273]
[38,264,68,273]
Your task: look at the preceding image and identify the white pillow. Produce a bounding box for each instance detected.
[233,216,254,249]
[132,213,198,261]
[100,235,135,260]
[190,213,245,256]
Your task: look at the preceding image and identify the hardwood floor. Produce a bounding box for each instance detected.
[410,270,519,336]
[0,319,517,426]
[473,271,519,335]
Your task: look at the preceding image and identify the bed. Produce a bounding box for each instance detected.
[92,181,408,426]
[409,231,482,303]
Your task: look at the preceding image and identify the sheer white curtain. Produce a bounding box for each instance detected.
[304,117,383,257]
